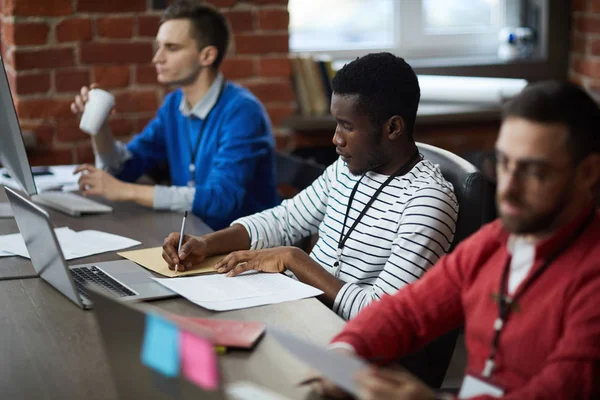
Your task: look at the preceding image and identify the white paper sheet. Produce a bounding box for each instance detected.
[0,165,81,193]
[152,272,323,311]
[0,227,140,260]
[269,327,367,396]
[226,381,292,400]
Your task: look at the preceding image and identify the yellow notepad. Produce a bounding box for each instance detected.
[118,246,223,278]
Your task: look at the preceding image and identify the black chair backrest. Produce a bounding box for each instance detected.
[417,142,496,250]
[275,152,326,196]
[401,143,495,389]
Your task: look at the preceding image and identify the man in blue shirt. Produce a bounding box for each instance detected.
[70,0,278,229]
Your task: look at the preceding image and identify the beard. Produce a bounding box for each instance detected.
[498,184,573,235]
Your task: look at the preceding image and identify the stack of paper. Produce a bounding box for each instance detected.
[0,165,82,192]
[0,227,140,260]
[153,272,323,311]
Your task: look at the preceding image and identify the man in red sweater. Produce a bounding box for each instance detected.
[315,81,600,399]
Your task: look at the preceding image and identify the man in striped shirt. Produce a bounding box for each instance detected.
[162,53,458,320]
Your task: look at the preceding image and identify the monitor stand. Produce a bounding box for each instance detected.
[0,201,14,218]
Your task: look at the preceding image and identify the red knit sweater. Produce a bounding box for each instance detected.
[332,209,600,399]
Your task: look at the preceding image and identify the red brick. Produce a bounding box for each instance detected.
[135,64,158,85]
[139,15,161,37]
[234,33,288,54]
[573,0,589,11]
[114,91,159,113]
[258,9,289,31]
[2,21,49,46]
[205,0,238,6]
[96,16,134,38]
[20,121,54,146]
[108,117,135,137]
[15,98,74,119]
[93,66,130,88]
[274,132,290,150]
[576,15,600,34]
[56,18,93,43]
[14,72,51,95]
[55,69,90,93]
[591,0,600,13]
[77,0,146,13]
[5,0,73,16]
[136,115,155,132]
[56,118,87,142]
[76,144,95,164]
[221,58,255,79]
[224,10,254,32]
[29,149,74,166]
[80,42,154,65]
[244,81,294,103]
[572,34,588,55]
[590,38,600,56]
[259,57,291,78]
[266,103,295,127]
[14,48,75,70]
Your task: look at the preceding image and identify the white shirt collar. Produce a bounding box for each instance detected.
[179,73,225,119]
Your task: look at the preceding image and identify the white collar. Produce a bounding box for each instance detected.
[179,72,225,119]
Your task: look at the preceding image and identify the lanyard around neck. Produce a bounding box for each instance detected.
[186,79,227,179]
[482,210,595,378]
[335,150,422,268]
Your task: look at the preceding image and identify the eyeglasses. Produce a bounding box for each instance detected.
[494,151,573,186]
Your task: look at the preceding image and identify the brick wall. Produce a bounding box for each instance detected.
[0,0,293,166]
[570,0,600,95]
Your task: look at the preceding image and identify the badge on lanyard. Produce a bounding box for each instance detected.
[188,163,196,187]
[458,375,504,399]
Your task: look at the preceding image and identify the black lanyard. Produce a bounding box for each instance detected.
[186,79,227,186]
[334,150,422,272]
[482,210,595,378]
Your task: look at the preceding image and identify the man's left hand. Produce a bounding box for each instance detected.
[214,247,298,277]
[74,164,131,201]
[355,367,436,400]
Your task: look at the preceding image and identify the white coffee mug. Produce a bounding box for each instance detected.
[79,88,115,135]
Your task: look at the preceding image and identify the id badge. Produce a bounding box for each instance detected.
[458,375,504,399]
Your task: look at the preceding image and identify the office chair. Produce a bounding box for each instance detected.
[275,151,326,199]
[399,143,495,389]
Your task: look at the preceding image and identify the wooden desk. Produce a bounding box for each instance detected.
[0,190,345,399]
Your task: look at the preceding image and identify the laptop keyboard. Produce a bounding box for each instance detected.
[71,266,136,298]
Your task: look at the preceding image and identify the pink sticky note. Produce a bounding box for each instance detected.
[180,331,219,391]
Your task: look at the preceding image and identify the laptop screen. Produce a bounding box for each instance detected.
[5,187,82,307]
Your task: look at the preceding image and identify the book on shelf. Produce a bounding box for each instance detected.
[289,54,335,117]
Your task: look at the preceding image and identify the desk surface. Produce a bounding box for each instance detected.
[0,190,345,399]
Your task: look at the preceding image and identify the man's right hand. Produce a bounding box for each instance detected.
[162,233,209,271]
[70,84,115,119]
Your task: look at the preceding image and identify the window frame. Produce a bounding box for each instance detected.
[288,0,569,82]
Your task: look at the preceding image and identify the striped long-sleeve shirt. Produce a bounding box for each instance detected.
[233,157,458,320]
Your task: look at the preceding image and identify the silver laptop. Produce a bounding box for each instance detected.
[0,54,111,217]
[5,186,175,309]
[88,287,290,400]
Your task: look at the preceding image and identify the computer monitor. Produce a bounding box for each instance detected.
[0,55,37,196]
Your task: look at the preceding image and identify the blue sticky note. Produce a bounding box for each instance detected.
[141,313,181,377]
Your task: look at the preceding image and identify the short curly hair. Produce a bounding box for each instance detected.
[331,52,420,137]
[162,0,230,68]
